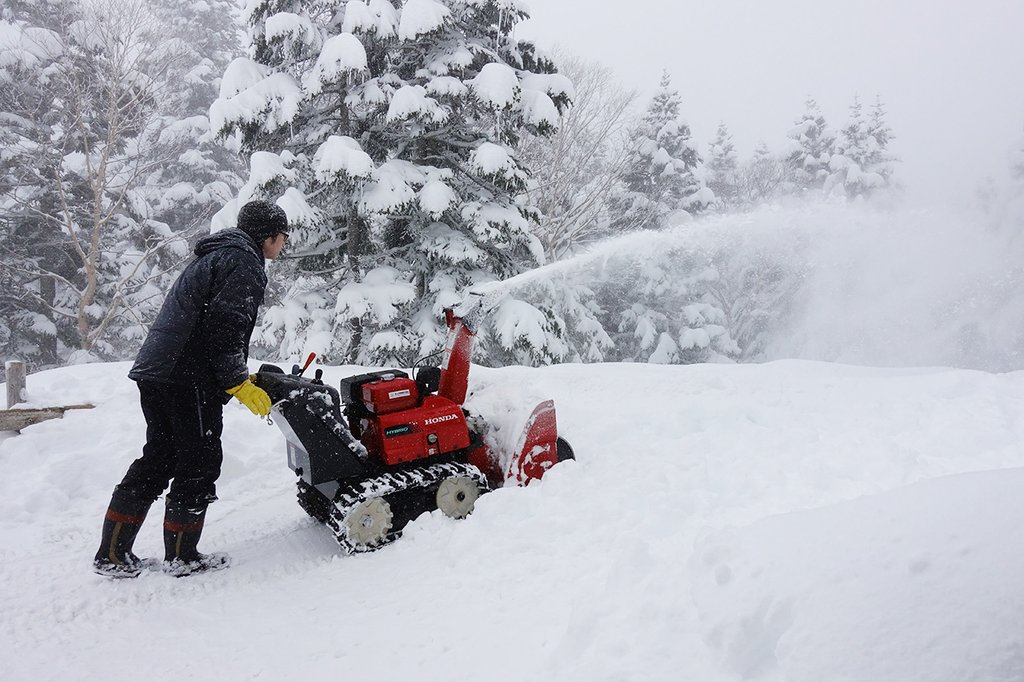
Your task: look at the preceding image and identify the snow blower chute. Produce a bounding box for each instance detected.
[253,300,574,554]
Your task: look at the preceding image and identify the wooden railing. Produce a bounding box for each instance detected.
[1,360,94,432]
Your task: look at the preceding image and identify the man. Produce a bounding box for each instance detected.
[93,200,288,578]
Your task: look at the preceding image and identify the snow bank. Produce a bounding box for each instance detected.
[693,469,1024,682]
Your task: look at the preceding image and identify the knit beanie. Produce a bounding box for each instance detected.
[237,200,288,242]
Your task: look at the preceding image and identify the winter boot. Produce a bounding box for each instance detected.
[163,506,230,577]
[93,488,156,578]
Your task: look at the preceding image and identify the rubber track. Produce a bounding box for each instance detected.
[326,461,488,554]
[296,480,332,523]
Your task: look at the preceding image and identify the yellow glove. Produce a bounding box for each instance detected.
[225,378,271,417]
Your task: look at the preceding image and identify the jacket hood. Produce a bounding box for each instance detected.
[195,228,263,260]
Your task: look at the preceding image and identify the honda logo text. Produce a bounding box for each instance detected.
[423,414,458,425]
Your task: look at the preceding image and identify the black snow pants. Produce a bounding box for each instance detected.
[116,380,225,513]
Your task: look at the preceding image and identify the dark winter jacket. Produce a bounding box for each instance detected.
[129,229,268,396]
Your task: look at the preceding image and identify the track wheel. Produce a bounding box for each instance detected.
[344,497,393,547]
[436,476,481,519]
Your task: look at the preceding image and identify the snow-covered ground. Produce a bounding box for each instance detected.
[2,358,1023,681]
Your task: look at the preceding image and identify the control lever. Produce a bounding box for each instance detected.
[294,352,317,377]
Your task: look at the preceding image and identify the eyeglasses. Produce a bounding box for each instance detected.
[279,231,289,243]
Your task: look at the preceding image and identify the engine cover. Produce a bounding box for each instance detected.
[361,376,419,414]
[362,395,471,466]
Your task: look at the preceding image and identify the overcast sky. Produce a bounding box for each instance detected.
[518,0,1024,207]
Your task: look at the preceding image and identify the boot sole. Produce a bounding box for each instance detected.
[93,557,160,579]
[163,554,232,578]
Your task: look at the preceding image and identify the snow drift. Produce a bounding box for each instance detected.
[2,358,1024,681]
[693,468,1024,682]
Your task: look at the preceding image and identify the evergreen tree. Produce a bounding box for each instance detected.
[609,71,712,231]
[593,246,739,364]
[213,0,574,366]
[825,96,868,197]
[0,0,69,364]
[0,0,242,366]
[825,95,897,199]
[143,0,245,239]
[784,97,834,193]
[864,96,897,186]
[706,122,740,210]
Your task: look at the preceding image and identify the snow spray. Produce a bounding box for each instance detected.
[466,221,700,310]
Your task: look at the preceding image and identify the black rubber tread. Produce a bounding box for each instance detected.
[326,462,488,554]
[296,480,332,523]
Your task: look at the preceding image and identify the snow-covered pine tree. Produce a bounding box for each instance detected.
[825,95,896,199]
[864,95,897,188]
[702,246,800,361]
[0,0,68,365]
[608,71,713,231]
[784,97,834,194]
[213,0,574,367]
[141,0,246,245]
[706,122,740,210]
[0,0,214,365]
[593,245,739,364]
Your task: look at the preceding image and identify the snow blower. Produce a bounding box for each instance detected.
[253,299,574,553]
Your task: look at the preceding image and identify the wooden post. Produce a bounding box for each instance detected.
[5,360,26,409]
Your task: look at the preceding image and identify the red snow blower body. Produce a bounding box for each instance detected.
[253,307,573,554]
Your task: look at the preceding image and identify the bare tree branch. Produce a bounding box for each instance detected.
[517,50,639,260]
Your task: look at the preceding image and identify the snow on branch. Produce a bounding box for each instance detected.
[211,71,302,134]
[218,57,269,98]
[386,85,449,123]
[314,135,375,182]
[492,298,567,361]
[303,33,367,96]
[418,181,458,218]
[334,267,417,324]
[360,160,425,214]
[341,1,377,34]
[469,142,515,177]
[469,63,520,108]
[519,89,560,130]
[398,0,451,40]
[247,151,297,188]
[425,76,468,97]
[265,12,320,49]
[421,221,486,264]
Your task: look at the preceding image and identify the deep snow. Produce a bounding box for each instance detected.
[2,358,1023,681]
